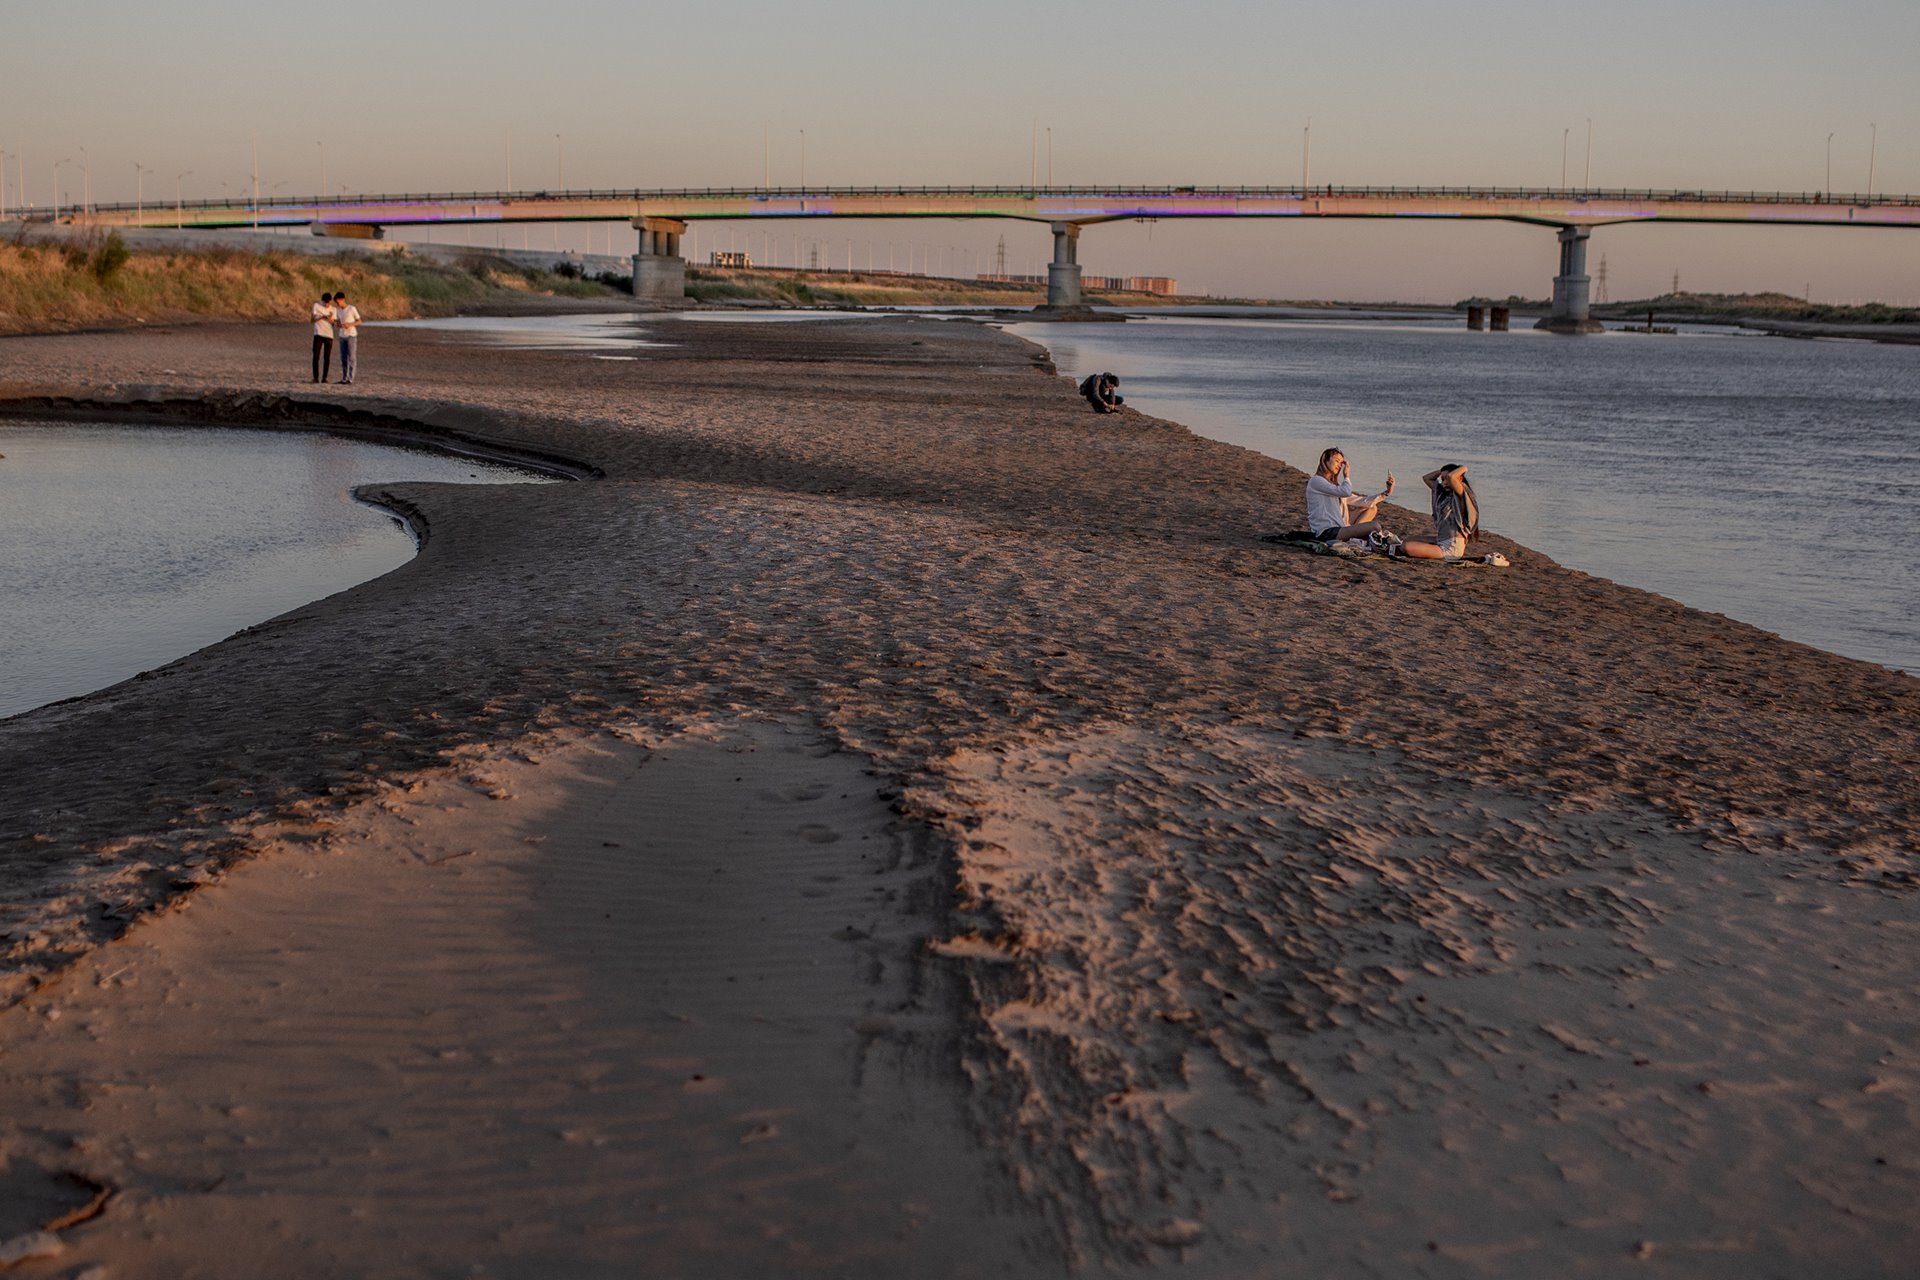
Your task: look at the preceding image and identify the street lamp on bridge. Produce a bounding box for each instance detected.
[132,161,146,222]
[53,157,72,222]
[175,171,192,229]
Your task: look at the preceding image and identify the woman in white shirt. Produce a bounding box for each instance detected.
[1305,447,1394,543]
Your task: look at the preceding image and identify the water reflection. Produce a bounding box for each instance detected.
[0,423,552,718]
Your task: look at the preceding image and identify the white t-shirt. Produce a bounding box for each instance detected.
[1305,473,1354,534]
[310,302,335,339]
[334,305,361,338]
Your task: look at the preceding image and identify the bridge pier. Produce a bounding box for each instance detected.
[1046,222,1082,308]
[1535,225,1604,334]
[630,216,687,301]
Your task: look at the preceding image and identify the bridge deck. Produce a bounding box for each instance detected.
[33,186,1920,233]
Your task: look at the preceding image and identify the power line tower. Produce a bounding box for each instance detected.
[1594,254,1609,304]
[995,235,1007,279]
[808,243,820,271]
[1672,269,1681,297]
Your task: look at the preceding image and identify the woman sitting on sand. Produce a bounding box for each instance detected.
[1394,463,1480,560]
[1305,447,1395,543]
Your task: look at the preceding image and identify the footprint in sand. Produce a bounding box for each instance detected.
[796,823,841,844]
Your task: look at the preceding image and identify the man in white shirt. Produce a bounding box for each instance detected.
[333,292,361,385]
[310,291,336,383]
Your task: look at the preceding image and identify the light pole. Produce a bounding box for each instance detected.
[175,170,192,229]
[1561,127,1569,188]
[1584,118,1592,187]
[53,157,71,222]
[799,129,806,189]
[555,133,563,190]
[1868,122,1877,200]
[133,161,146,222]
[1302,117,1312,190]
[1046,127,1052,186]
[317,141,326,199]
[504,128,513,192]
[1826,131,1834,196]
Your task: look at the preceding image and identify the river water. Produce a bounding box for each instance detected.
[1014,313,1920,675]
[0,424,551,719]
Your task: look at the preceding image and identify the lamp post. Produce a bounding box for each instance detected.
[133,161,147,223]
[1867,122,1877,200]
[1826,131,1834,197]
[80,146,91,218]
[554,133,563,190]
[799,129,806,189]
[175,170,192,229]
[1584,118,1593,187]
[1302,117,1311,190]
[317,141,326,199]
[1046,127,1052,186]
[1561,127,1569,188]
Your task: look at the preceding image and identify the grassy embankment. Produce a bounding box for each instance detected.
[0,232,624,335]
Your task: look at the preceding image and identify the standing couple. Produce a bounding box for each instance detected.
[309,290,362,385]
[1307,446,1501,563]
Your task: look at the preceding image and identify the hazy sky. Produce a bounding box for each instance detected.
[6,0,1917,302]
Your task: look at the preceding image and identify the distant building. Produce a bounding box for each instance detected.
[710,250,753,268]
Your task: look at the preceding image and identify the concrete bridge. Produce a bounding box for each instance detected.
[51,185,1920,332]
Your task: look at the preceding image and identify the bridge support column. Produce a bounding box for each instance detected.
[1046,222,1082,309]
[630,217,688,301]
[1535,225,1603,334]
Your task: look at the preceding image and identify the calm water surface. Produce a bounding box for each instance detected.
[1016,317,1920,674]
[0,424,551,718]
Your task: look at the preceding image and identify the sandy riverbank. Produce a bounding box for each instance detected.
[0,314,1915,1276]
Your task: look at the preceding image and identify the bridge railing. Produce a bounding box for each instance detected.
[46,184,1920,217]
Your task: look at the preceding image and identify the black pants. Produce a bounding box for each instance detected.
[312,335,333,382]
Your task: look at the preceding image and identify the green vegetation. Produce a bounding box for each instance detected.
[0,233,627,334]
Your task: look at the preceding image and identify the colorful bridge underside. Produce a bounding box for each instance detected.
[55,187,1920,330]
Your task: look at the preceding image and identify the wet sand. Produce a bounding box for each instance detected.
[0,315,1915,1276]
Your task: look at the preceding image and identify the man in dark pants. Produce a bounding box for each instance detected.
[310,291,336,383]
[1079,371,1123,414]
